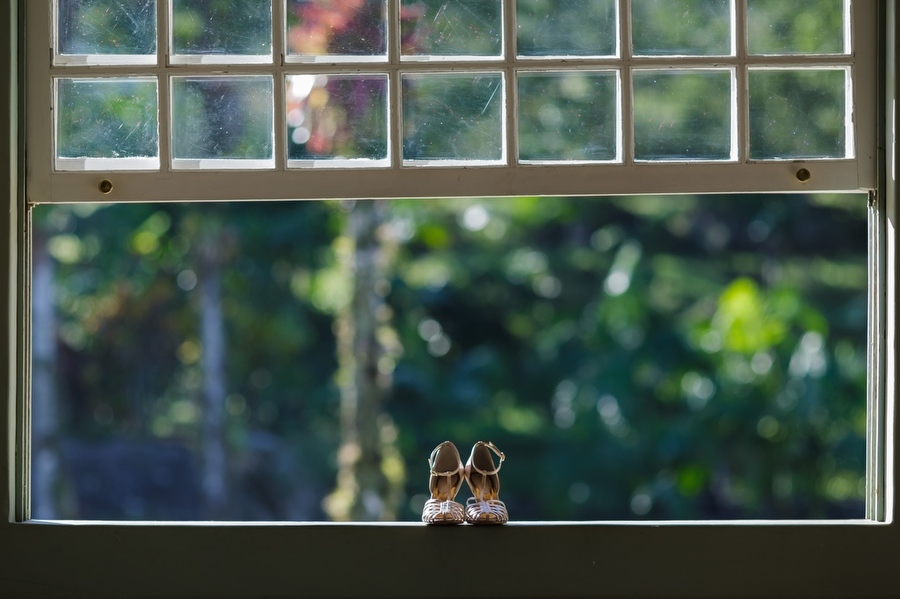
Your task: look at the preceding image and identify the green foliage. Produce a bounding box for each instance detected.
[750,70,846,159]
[748,0,845,54]
[516,0,616,56]
[632,0,732,56]
[172,0,272,55]
[58,0,156,55]
[633,71,732,160]
[401,0,501,56]
[57,79,158,159]
[518,72,617,161]
[172,77,274,160]
[34,191,868,521]
[402,75,504,161]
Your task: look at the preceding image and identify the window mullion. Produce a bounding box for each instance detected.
[272,0,285,172]
[157,0,171,174]
[388,0,401,171]
[504,0,515,167]
[735,0,748,163]
[844,0,853,54]
[866,0,891,524]
[868,189,887,522]
[621,0,633,165]
[272,0,284,65]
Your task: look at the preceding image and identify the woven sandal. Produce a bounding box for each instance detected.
[464,441,508,525]
[421,440,466,525]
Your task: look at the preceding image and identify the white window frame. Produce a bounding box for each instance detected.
[1,1,898,598]
[26,0,876,203]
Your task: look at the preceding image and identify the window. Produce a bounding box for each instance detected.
[2,1,898,598]
[26,0,875,202]
[30,194,871,522]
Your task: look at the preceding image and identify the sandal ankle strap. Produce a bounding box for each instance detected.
[429,440,463,477]
[468,441,505,476]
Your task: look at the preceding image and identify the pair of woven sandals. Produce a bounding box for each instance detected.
[422,440,508,525]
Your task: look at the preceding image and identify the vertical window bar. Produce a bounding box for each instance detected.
[158,0,171,172]
[844,0,852,55]
[867,189,886,522]
[50,0,59,58]
[505,0,516,166]
[882,3,897,525]
[846,66,855,159]
[615,68,623,163]
[735,0,749,164]
[166,0,174,64]
[729,0,737,57]
[866,0,891,524]
[20,0,35,523]
[621,0,633,165]
[729,67,738,161]
[21,202,31,523]
[273,0,286,171]
[388,0,401,169]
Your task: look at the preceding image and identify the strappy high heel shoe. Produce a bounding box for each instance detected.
[464,441,508,525]
[421,440,466,525]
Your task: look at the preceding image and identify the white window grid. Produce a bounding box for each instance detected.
[26,0,877,205]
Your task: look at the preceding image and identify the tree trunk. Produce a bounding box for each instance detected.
[198,221,229,519]
[31,230,60,519]
[325,200,404,521]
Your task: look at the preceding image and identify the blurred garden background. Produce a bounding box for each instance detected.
[31,192,868,521]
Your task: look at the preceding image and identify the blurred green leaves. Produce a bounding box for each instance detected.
[712,278,787,354]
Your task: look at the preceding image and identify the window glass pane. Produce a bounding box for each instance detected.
[57,0,157,57]
[747,0,845,55]
[516,0,616,57]
[517,71,617,162]
[56,78,159,159]
[749,69,847,160]
[171,76,274,161]
[400,0,502,57]
[171,0,272,56]
[31,194,867,521]
[286,0,387,58]
[402,73,504,162]
[633,70,732,161]
[286,74,388,162]
[632,0,732,56]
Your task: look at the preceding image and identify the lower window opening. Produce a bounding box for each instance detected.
[30,193,868,521]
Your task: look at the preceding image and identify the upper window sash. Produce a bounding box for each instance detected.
[27,1,876,203]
